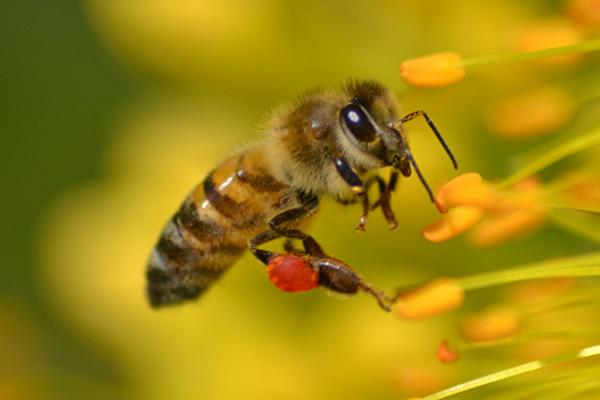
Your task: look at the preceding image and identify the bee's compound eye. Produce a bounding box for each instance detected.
[340,103,377,143]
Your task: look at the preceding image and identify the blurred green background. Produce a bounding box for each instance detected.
[1,0,599,399]
[1,1,131,398]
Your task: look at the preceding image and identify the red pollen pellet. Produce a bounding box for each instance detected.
[266,254,319,292]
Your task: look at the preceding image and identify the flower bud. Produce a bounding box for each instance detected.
[562,174,600,204]
[460,306,521,342]
[435,173,496,211]
[566,0,600,28]
[392,366,447,397]
[469,207,546,247]
[507,278,576,304]
[394,278,464,319]
[517,20,584,66]
[400,52,466,88]
[485,87,575,138]
[422,206,484,243]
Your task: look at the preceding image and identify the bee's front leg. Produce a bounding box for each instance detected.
[332,156,373,231]
[333,156,365,194]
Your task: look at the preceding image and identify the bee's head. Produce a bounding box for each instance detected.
[338,80,457,201]
[339,80,408,173]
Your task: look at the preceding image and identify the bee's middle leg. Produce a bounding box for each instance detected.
[370,170,399,229]
[268,202,325,258]
[249,230,283,264]
[348,174,398,231]
[333,156,398,230]
[356,175,386,231]
[249,195,323,264]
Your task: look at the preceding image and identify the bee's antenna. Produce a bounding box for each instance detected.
[401,111,458,169]
[406,149,435,203]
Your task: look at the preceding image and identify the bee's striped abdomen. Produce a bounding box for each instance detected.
[146,150,299,308]
[146,196,247,307]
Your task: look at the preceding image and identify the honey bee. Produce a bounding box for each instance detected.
[146,80,457,310]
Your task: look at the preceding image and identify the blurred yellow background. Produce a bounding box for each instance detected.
[1,1,599,399]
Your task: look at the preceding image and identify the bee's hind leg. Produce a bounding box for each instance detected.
[249,193,392,311]
[309,256,393,311]
[249,230,282,265]
[283,239,302,253]
[332,156,371,231]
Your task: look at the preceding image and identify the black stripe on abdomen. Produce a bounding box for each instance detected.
[173,199,224,241]
[235,163,286,192]
[203,171,248,219]
[146,220,245,308]
[203,172,267,230]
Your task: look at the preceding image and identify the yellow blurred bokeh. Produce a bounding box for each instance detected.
[2,0,599,399]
